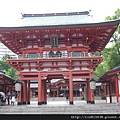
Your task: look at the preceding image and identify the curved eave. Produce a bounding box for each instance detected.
[0,73,16,83]
[0,19,120,54]
[0,19,119,30]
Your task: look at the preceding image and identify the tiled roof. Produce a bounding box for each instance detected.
[19,11,93,27]
[0,70,16,82]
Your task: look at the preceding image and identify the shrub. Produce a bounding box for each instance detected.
[101,94,106,100]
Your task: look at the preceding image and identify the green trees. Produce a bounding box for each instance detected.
[94,8,120,79]
[0,54,17,80]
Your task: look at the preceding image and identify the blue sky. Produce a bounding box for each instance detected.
[0,0,120,26]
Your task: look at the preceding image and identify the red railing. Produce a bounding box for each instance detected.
[8,53,102,59]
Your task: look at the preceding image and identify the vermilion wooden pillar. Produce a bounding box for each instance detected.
[44,80,47,104]
[105,84,107,95]
[86,81,90,103]
[69,71,74,105]
[23,81,27,105]
[86,81,88,102]
[18,90,22,105]
[21,83,24,104]
[41,80,44,104]
[79,90,83,97]
[85,50,88,56]
[17,75,22,105]
[56,87,59,97]
[106,83,109,103]
[86,82,88,102]
[115,75,119,103]
[99,87,101,96]
[68,51,70,57]
[12,85,15,91]
[90,89,95,104]
[40,51,43,57]
[38,72,42,105]
[88,77,95,104]
[3,82,6,94]
[106,81,112,103]
[109,81,112,103]
[27,80,30,104]
[22,51,25,58]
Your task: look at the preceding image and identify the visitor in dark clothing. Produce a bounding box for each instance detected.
[6,90,11,105]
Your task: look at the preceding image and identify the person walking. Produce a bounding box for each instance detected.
[6,90,11,105]
[0,92,2,106]
[66,94,69,103]
[0,91,6,105]
[11,91,15,105]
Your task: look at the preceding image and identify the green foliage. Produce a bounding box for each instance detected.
[101,94,106,100]
[100,87,104,94]
[94,40,120,79]
[93,63,108,80]
[2,54,9,61]
[105,8,120,35]
[0,54,17,80]
[94,8,120,79]
[0,60,11,72]
[7,68,18,80]
[105,8,120,20]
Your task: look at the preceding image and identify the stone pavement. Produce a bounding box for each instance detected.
[0,100,120,114]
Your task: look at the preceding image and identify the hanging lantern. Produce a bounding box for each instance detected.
[14,79,22,91]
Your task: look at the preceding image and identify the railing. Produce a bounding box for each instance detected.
[7,53,102,60]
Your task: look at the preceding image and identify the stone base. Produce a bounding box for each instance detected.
[17,102,22,105]
[27,102,30,105]
[38,102,42,105]
[87,100,91,104]
[69,101,74,105]
[23,102,26,105]
[42,101,44,104]
[91,101,95,104]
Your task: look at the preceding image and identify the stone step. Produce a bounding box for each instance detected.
[0,105,120,113]
[31,96,101,101]
[1,100,120,114]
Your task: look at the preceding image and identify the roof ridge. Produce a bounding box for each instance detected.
[21,11,90,18]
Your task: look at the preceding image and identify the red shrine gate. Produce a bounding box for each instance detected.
[0,11,119,105]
